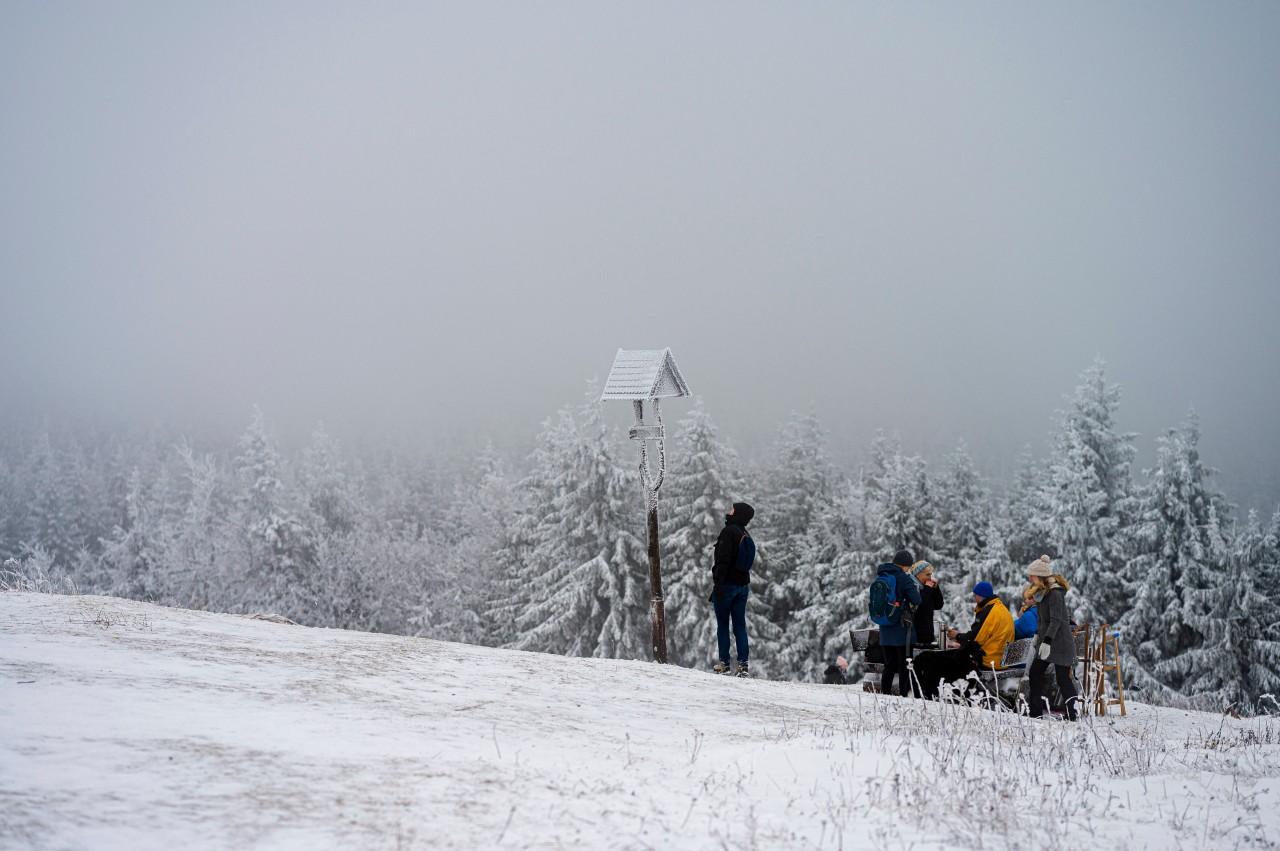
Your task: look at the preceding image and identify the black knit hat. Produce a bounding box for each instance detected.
[892,549,915,567]
[732,502,755,525]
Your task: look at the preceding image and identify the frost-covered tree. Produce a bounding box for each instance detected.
[98,466,174,602]
[974,519,1019,610]
[1165,508,1280,710]
[757,410,838,654]
[1235,509,1280,708]
[300,423,360,537]
[870,449,936,565]
[999,446,1047,570]
[772,478,877,680]
[501,390,651,660]
[1122,414,1231,698]
[933,441,991,576]
[414,444,517,646]
[1037,359,1137,626]
[231,409,313,614]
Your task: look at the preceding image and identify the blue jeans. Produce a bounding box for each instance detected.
[713,584,750,664]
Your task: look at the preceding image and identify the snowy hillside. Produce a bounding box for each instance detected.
[2,592,1277,850]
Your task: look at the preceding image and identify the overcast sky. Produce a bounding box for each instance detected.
[3,3,1278,509]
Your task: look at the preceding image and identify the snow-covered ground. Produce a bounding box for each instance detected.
[2,592,1276,850]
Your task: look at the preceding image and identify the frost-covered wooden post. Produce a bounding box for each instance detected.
[602,348,691,664]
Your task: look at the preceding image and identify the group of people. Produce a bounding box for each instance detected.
[706,502,1079,719]
[872,549,1080,720]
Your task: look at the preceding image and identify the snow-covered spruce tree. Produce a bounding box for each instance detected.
[657,400,747,669]
[502,389,651,660]
[1162,507,1280,710]
[773,477,878,680]
[293,424,384,630]
[24,429,80,571]
[1121,414,1231,699]
[999,445,1048,570]
[756,409,838,664]
[415,444,517,646]
[869,447,937,568]
[1234,509,1280,709]
[933,441,991,583]
[97,465,177,603]
[300,424,361,538]
[170,441,235,611]
[230,409,314,616]
[1037,359,1138,627]
[973,519,1019,614]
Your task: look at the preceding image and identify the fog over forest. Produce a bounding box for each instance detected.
[3,4,1279,514]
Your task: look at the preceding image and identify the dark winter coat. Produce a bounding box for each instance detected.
[873,563,922,648]
[712,523,752,589]
[913,580,944,647]
[1033,582,1076,666]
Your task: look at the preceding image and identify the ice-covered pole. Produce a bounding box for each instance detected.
[601,348,689,665]
[634,399,668,663]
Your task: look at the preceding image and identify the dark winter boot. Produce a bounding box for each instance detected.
[735,662,749,678]
[713,662,731,674]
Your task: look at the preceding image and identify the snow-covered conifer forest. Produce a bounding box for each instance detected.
[4,360,1279,712]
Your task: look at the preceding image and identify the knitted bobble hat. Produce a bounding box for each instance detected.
[1028,555,1053,577]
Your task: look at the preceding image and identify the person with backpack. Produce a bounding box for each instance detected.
[869,549,922,697]
[710,501,756,676]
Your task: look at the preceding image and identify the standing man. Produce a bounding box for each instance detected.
[872,549,922,697]
[710,501,755,676]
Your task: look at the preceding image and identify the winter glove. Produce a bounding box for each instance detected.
[1037,640,1052,661]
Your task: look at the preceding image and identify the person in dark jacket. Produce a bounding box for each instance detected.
[875,550,923,697]
[910,561,944,649]
[710,502,755,675]
[1025,555,1080,720]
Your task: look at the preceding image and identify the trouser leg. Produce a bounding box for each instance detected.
[729,586,749,663]
[882,646,907,696]
[1054,663,1080,720]
[1028,658,1052,717]
[713,593,731,663]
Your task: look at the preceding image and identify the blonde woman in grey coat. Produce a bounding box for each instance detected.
[1026,555,1080,721]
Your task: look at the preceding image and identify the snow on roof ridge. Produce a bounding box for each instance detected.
[600,348,691,401]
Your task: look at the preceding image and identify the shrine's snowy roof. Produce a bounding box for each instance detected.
[600,348,691,401]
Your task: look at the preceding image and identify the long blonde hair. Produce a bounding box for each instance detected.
[1030,573,1071,593]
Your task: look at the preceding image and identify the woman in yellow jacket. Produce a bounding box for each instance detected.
[946,581,1015,669]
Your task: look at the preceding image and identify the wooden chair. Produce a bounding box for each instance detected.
[1085,625,1127,716]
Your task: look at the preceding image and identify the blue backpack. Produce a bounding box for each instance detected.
[868,573,901,627]
[736,529,756,572]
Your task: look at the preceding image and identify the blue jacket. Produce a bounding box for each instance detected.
[874,563,922,647]
[1013,605,1038,640]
